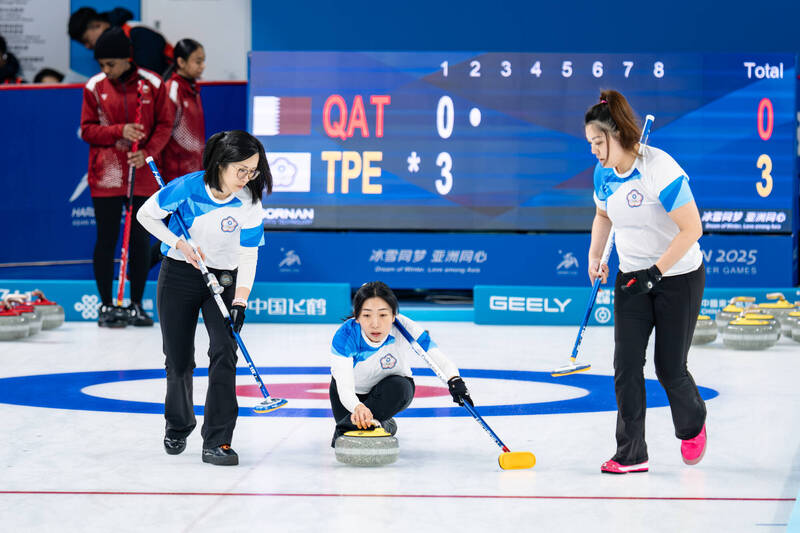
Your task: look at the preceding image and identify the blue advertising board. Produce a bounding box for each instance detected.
[0,281,350,324]
[474,285,800,326]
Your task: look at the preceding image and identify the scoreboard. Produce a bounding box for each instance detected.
[248,52,798,233]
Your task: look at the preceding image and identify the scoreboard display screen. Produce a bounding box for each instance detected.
[248,52,797,233]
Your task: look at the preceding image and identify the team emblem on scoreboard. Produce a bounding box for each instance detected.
[380,354,397,369]
[220,216,239,232]
[626,189,644,207]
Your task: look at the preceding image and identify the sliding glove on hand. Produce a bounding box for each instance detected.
[447,376,473,406]
[230,303,246,333]
[621,265,662,296]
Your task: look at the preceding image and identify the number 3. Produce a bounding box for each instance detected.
[756,154,773,197]
[436,152,453,195]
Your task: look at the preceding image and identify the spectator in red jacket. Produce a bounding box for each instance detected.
[79,27,174,328]
[68,6,173,77]
[161,39,206,181]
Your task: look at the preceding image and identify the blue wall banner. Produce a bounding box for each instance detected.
[1,229,795,289]
[0,82,245,280]
[0,281,350,324]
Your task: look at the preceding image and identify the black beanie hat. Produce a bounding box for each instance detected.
[94,27,131,60]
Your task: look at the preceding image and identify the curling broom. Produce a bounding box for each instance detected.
[394,319,535,470]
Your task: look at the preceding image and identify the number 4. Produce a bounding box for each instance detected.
[530,61,541,77]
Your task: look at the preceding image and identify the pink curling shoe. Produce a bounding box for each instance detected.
[600,459,649,474]
[681,424,707,465]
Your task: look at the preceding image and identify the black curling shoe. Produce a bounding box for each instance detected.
[202,444,238,465]
[164,436,186,455]
[381,418,398,436]
[128,302,154,327]
[98,305,127,328]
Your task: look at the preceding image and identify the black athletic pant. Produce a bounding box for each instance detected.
[157,257,239,448]
[329,375,415,433]
[92,195,151,306]
[612,264,707,464]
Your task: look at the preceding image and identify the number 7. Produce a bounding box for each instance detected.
[623,61,634,78]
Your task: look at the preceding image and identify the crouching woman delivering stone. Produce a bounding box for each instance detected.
[329,281,472,450]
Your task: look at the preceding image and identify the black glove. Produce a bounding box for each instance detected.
[621,265,662,296]
[447,376,473,406]
[230,303,246,333]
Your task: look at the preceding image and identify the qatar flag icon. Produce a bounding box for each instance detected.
[252,96,312,136]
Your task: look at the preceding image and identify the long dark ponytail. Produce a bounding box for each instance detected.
[162,38,202,80]
[584,90,641,155]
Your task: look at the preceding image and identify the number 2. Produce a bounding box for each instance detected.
[470,60,481,77]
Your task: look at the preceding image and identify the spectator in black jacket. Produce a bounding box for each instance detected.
[68,6,173,77]
[0,34,24,84]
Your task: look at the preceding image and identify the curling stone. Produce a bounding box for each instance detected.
[786,312,800,343]
[691,315,717,345]
[30,290,65,330]
[335,426,399,466]
[741,312,781,339]
[729,296,756,305]
[757,299,797,336]
[0,308,29,341]
[12,304,42,336]
[722,318,778,350]
[715,305,744,332]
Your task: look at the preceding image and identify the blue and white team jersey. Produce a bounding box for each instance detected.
[593,145,702,276]
[139,171,265,270]
[330,314,459,411]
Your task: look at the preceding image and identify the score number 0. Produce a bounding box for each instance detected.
[436,96,454,195]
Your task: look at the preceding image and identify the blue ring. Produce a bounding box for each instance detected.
[0,366,718,417]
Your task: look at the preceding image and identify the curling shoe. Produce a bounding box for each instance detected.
[163,436,186,455]
[380,418,398,436]
[98,305,127,328]
[601,459,649,474]
[128,302,154,327]
[681,424,707,465]
[202,444,238,466]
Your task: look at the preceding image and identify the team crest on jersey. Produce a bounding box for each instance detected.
[380,354,397,369]
[220,216,239,232]
[626,189,644,207]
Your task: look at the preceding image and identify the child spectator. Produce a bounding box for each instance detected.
[79,27,173,327]
[33,68,65,84]
[161,39,206,181]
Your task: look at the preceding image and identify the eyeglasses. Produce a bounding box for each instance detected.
[234,166,260,180]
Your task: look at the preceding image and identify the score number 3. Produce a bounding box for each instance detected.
[756,98,774,197]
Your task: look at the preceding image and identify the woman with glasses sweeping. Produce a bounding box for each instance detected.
[137,130,272,465]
